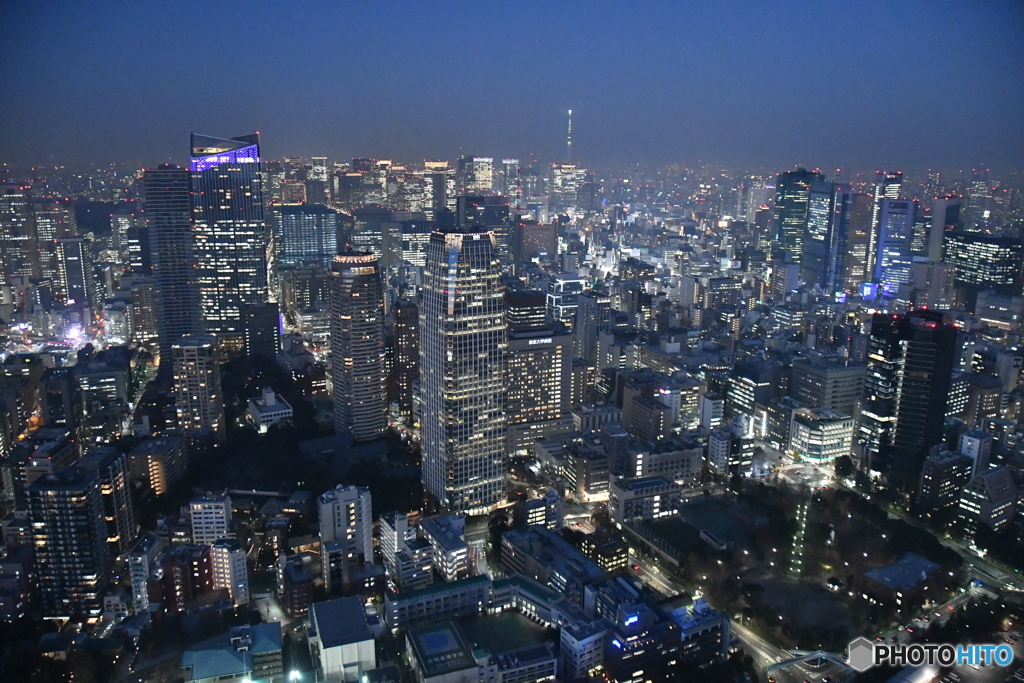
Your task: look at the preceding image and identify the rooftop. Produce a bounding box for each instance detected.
[407,621,478,678]
[863,552,940,592]
[310,596,371,648]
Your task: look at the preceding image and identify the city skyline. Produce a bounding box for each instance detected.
[2,3,1023,173]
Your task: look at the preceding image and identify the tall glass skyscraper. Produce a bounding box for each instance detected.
[190,133,267,352]
[142,164,202,367]
[274,203,339,268]
[420,227,506,513]
[773,167,822,261]
[330,252,387,442]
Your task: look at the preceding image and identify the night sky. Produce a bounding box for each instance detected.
[2,1,1023,173]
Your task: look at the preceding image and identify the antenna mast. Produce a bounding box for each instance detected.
[566,109,573,163]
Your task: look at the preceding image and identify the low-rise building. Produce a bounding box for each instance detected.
[669,597,730,667]
[405,621,478,683]
[420,514,470,582]
[181,623,283,683]
[308,596,376,681]
[560,619,611,680]
[247,387,293,433]
[609,477,682,525]
[384,575,490,631]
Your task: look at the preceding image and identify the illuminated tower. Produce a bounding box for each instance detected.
[142,164,202,367]
[773,168,822,261]
[172,334,226,443]
[190,133,267,354]
[420,227,506,512]
[330,252,387,442]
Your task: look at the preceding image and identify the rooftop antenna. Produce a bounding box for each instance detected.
[566,109,573,164]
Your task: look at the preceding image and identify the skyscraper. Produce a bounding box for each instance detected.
[0,184,38,285]
[867,171,902,280]
[274,203,339,268]
[27,467,110,617]
[172,335,225,443]
[190,133,267,353]
[55,236,94,309]
[874,198,917,292]
[942,231,1024,301]
[420,227,506,513]
[456,156,494,195]
[330,252,387,442]
[773,168,821,261]
[505,290,573,453]
[860,311,956,489]
[393,298,419,422]
[800,181,851,292]
[142,164,202,367]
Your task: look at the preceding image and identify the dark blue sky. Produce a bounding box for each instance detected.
[2,1,1022,173]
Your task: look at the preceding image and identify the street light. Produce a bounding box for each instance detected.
[290,672,301,681]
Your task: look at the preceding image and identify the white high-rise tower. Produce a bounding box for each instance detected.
[420,227,507,513]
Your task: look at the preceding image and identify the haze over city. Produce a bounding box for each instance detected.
[2,3,1024,683]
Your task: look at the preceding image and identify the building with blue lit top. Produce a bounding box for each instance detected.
[603,602,680,683]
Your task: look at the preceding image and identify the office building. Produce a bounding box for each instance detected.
[575,290,613,364]
[957,466,1017,537]
[190,494,232,546]
[790,358,865,415]
[917,451,973,511]
[420,227,506,513]
[55,236,94,309]
[0,184,38,285]
[456,156,494,195]
[800,181,851,292]
[384,575,491,631]
[190,133,267,352]
[27,467,110,617]
[211,538,249,606]
[861,311,957,488]
[319,485,373,590]
[274,204,339,268]
[787,408,854,463]
[330,252,387,441]
[393,299,419,421]
[172,335,226,443]
[246,387,293,433]
[867,171,903,280]
[547,274,586,328]
[874,198,917,292]
[773,167,822,261]
[505,291,573,452]
[379,510,417,573]
[241,302,281,359]
[670,598,730,668]
[943,231,1024,300]
[609,477,682,525]
[142,165,202,366]
[604,603,681,683]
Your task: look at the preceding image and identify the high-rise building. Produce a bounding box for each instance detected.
[142,164,202,367]
[841,193,875,292]
[575,290,612,364]
[274,204,339,268]
[241,302,281,359]
[32,197,77,286]
[79,447,135,556]
[329,252,387,442]
[55,236,94,309]
[393,299,419,422]
[190,494,232,546]
[773,168,822,261]
[942,231,1024,300]
[172,335,225,443]
[27,467,110,617]
[861,311,957,488]
[867,171,903,280]
[211,538,250,606]
[0,184,38,285]
[191,133,268,353]
[505,291,573,453]
[928,196,962,262]
[800,181,851,292]
[501,159,521,205]
[456,156,494,195]
[457,196,510,264]
[874,198,917,292]
[318,485,372,589]
[420,227,506,512]
[550,163,587,211]
[789,358,865,415]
